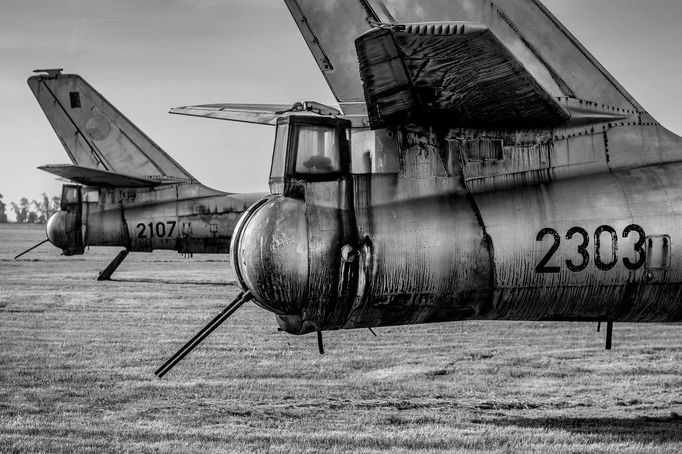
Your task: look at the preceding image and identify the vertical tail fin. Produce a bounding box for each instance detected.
[28,69,196,183]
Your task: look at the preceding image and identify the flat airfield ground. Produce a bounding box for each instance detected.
[0,224,680,453]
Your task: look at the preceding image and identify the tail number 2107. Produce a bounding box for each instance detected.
[137,221,177,239]
[535,224,645,273]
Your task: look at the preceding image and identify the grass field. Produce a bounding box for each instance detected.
[1,224,680,453]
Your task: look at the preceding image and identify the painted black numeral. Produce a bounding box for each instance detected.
[137,223,146,239]
[594,225,618,271]
[536,224,648,274]
[166,221,176,237]
[565,227,589,272]
[623,224,646,270]
[535,228,561,273]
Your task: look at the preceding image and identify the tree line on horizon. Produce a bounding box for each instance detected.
[0,193,61,224]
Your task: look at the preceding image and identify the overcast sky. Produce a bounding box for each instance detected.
[2,0,682,219]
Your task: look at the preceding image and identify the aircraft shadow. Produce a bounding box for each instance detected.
[490,414,682,443]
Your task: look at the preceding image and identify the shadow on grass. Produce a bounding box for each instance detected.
[107,278,236,286]
[490,413,682,443]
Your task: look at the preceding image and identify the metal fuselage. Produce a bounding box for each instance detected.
[48,182,266,256]
[232,117,682,334]
[222,0,682,335]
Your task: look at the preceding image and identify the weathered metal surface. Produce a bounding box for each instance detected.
[477,163,682,322]
[47,185,84,255]
[348,187,494,327]
[286,0,648,115]
[46,211,76,251]
[222,0,682,333]
[46,183,266,255]
[302,179,359,330]
[342,126,682,324]
[232,114,682,328]
[231,196,309,317]
[231,183,359,334]
[356,23,570,129]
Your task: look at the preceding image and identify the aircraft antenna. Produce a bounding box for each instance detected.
[14,238,50,260]
[155,291,253,378]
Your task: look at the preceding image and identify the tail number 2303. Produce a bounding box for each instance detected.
[535,224,645,273]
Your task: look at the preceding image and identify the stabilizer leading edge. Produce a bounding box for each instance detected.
[38,164,162,188]
[170,102,342,126]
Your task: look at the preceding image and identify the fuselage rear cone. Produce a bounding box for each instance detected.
[231,196,309,327]
[46,211,69,250]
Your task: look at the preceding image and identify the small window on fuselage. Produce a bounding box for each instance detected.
[270,123,289,181]
[294,125,340,175]
[61,186,80,205]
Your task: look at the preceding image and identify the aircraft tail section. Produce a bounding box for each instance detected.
[28,69,196,184]
[283,0,653,121]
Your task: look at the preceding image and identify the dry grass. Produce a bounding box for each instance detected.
[1,224,680,453]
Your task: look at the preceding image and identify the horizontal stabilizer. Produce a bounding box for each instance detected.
[285,0,659,127]
[170,102,341,125]
[356,22,570,129]
[38,164,168,187]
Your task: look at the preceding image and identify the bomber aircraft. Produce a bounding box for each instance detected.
[157,0,682,375]
[34,1,669,377]
[22,69,268,279]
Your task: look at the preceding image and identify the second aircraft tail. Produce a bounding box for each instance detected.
[28,69,196,184]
